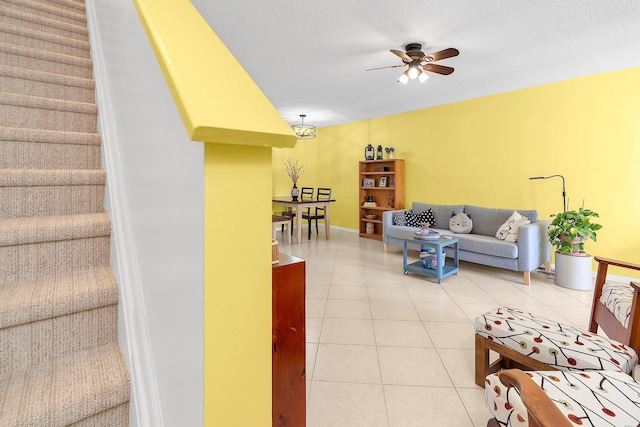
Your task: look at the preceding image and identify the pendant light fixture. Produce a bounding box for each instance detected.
[291,114,316,139]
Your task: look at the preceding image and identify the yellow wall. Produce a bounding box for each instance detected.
[272,139,319,205]
[205,143,272,426]
[274,66,640,278]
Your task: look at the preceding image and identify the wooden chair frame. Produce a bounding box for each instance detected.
[588,256,640,354]
[486,369,572,427]
[302,187,331,239]
[475,334,559,387]
[281,187,314,234]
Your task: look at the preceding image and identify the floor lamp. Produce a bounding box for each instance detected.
[529,174,567,277]
[529,174,567,213]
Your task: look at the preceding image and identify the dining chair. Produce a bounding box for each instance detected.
[302,187,332,239]
[282,187,314,234]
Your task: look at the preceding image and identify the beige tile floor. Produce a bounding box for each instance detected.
[278,228,595,427]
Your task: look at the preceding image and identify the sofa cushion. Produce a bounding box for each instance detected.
[412,203,464,231]
[457,234,518,258]
[495,211,531,242]
[393,211,406,226]
[405,211,420,227]
[464,205,538,237]
[449,212,473,234]
[422,209,437,227]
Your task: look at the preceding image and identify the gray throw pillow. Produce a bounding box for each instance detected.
[393,211,406,226]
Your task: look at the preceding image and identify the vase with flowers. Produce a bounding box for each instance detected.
[285,158,304,201]
[385,147,395,159]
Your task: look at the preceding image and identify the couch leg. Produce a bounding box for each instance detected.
[523,271,530,286]
[383,243,388,253]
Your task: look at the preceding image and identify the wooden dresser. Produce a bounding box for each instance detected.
[272,253,306,426]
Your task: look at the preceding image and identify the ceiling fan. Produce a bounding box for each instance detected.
[366,43,459,84]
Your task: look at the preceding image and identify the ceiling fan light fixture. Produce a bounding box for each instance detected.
[291,114,316,139]
[418,70,429,83]
[407,64,420,79]
[397,71,409,84]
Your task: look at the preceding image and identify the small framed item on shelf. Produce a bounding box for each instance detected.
[389,178,395,188]
[379,176,387,187]
[363,178,375,187]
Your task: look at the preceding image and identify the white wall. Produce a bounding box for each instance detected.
[88,1,204,425]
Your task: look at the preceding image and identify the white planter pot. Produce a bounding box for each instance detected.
[554,252,593,290]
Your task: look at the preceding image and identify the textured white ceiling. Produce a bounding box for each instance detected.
[192,0,640,128]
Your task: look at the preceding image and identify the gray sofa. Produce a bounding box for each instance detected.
[382,202,551,285]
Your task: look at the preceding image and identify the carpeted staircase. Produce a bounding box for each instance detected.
[0,0,131,425]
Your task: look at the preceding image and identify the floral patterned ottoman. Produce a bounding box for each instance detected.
[485,370,640,426]
[474,307,637,386]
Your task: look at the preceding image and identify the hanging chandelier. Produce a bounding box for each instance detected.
[291,114,316,140]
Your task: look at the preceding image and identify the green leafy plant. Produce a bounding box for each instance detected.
[548,207,603,254]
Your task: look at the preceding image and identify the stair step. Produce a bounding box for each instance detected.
[0,92,97,132]
[0,64,95,103]
[0,266,117,329]
[0,0,87,27]
[0,212,110,247]
[68,403,130,427]
[0,213,112,285]
[0,169,106,217]
[0,5,89,42]
[24,0,86,15]
[0,127,101,169]
[0,303,117,376]
[0,343,130,426]
[0,42,92,79]
[0,22,90,58]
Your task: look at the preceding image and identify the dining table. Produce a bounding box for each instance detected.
[272,197,336,244]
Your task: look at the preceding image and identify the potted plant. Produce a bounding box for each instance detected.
[548,207,603,256]
[549,206,602,290]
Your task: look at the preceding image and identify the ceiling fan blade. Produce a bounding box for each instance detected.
[423,63,455,75]
[365,64,406,71]
[390,49,412,62]
[423,47,459,62]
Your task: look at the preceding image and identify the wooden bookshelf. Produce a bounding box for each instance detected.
[359,159,404,240]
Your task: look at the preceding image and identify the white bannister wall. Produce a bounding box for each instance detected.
[87,1,204,425]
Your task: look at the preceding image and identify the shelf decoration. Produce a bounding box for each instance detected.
[385,147,395,159]
[285,158,304,201]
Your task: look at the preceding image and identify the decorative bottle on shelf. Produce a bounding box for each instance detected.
[291,184,299,201]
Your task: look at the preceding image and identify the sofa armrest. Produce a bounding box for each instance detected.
[517,220,551,272]
[382,209,407,244]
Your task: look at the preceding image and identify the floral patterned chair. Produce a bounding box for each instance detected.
[485,368,640,427]
[588,256,640,354]
[474,307,637,387]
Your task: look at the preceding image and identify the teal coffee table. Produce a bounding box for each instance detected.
[402,234,459,283]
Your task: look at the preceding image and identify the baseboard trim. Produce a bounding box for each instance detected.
[86,3,164,426]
